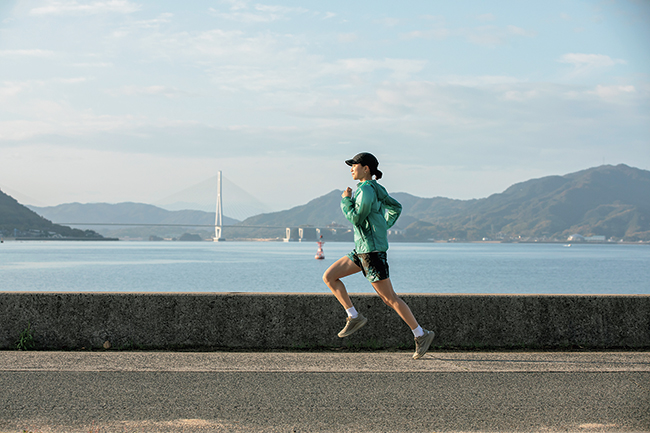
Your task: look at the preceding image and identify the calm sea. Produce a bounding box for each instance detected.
[1,241,648,295]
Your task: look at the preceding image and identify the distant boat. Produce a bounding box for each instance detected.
[564,244,572,247]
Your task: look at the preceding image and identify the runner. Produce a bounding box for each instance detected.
[322,152,435,359]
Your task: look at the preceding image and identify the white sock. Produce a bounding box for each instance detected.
[346,307,358,318]
[412,325,424,338]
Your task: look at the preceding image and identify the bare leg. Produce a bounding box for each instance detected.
[371,278,419,330]
[322,256,362,310]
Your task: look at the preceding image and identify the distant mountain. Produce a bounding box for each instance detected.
[398,164,650,241]
[241,190,350,227]
[28,202,239,240]
[239,164,650,242]
[15,164,650,242]
[29,202,239,226]
[153,174,271,220]
[0,189,104,239]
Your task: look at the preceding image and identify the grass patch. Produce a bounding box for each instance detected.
[15,323,35,351]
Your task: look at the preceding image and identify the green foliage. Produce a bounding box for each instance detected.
[16,322,35,351]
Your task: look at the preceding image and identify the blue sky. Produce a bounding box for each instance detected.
[0,0,648,215]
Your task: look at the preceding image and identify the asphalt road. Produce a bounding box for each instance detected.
[1,351,648,433]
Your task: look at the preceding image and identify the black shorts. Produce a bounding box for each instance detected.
[347,250,389,283]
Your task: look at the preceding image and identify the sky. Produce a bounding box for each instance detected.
[0,0,649,216]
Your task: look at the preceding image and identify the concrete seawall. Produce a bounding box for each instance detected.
[1,293,648,350]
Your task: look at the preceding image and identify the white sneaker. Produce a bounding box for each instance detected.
[413,329,435,359]
[337,313,367,338]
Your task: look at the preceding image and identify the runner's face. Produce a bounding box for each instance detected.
[351,163,371,181]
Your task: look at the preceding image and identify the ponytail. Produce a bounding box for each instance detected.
[374,169,383,180]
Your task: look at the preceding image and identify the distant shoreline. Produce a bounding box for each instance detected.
[1,237,647,245]
[2,237,119,242]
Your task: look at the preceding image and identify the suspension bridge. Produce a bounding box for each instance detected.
[57,171,345,242]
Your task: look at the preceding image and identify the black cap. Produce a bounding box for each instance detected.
[345,152,379,169]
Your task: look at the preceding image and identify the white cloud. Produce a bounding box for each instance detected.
[221,0,249,11]
[208,65,300,92]
[303,79,647,150]
[559,53,625,67]
[400,14,447,39]
[72,62,114,67]
[129,13,173,29]
[400,28,450,40]
[0,97,141,141]
[476,13,496,22]
[255,4,307,15]
[402,23,535,45]
[56,77,90,84]
[108,12,173,38]
[0,81,34,98]
[111,85,197,98]
[212,56,427,92]
[443,75,521,87]
[338,32,358,43]
[29,0,141,15]
[0,49,55,57]
[326,58,426,80]
[0,78,88,103]
[209,2,308,23]
[558,53,627,76]
[463,25,536,46]
[506,25,535,37]
[503,89,540,101]
[0,119,54,140]
[421,14,446,23]
[375,17,400,27]
[0,80,51,104]
[139,24,425,91]
[156,28,280,60]
[589,84,636,99]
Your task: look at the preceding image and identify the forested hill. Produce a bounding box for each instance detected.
[241,164,650,242]
[0,189,104,239]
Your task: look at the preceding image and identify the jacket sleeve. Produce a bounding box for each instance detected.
[341,186,373,226]
[383,195,402,229]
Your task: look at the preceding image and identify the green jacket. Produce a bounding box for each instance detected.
[341,180,402,253]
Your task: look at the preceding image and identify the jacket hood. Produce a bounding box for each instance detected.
[366,180,389,202]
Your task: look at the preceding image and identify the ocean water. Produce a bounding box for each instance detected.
[0,241,648,295]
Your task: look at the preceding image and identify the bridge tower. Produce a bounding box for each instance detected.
[214,171,226,242]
